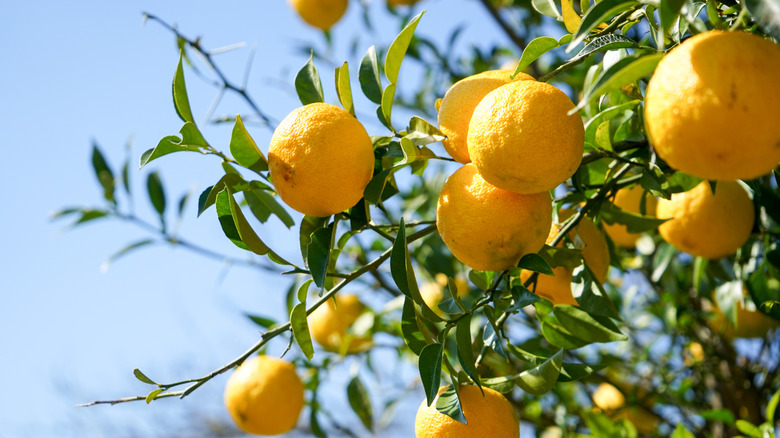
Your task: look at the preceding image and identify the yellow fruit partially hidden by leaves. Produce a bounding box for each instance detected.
[288,0,348,30]
[656,181,754,259]
[309,293,372,354]
[415,385,519,438]
[592,383,657,434]
[710,290,780,339]
[438,69,534,164]
[645,30,780,180]
[269,103,374,217]
[468,80,584,194]
[603,184,658,248]
[420,273,470,316]
[523,209,610,306]
[224,355,305,436]
[437,164,552,272]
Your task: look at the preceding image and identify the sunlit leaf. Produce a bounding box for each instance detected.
[514,37,559,77]
[554,305,627,343]
[568,0,640,51]
[172,52,194,123]
[384,11,425,84]
[291,303,314,360]
[133,368,158,386]
[295,52,324,105]
[230,115,267,173]
[335,62,355,116]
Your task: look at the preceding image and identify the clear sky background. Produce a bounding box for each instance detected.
[0,1,525,437]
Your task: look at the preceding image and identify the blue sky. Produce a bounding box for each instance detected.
[0,1,522,436]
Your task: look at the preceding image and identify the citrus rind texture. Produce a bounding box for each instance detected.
[415,386,519,438]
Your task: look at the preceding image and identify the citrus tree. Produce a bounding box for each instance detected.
[57,0,780,436]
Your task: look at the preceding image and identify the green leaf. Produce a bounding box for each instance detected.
[568,0,639,51]
[245,314,277,329]
[179,121,208,148]
[402,297,427,355]
[359,46,383,104]
[671,424,695,438]
[455,316,481,387]
[531,0,562,18]
[700,408,735,424]
[554,305,627,343]
[419,343,444,406]
[558,361,606,382]
[599,201,668,233]
[172,52,194,123]
[435,385,467,424]
[570,34,638,62]
[766,388,780,424]
[381,83,396,132]
[133,368,158,385]
[659,0,686,40]
[139,135,200,169]
[91,143,115,204]
[735,420,763,438]
[146,171,166,217]
[335,62,355,117]
[295,52,324,105]
[145,388,164,404]
[384,11,425,84]
[244,187,294,228]
[291,303,314,360]
[101,239,155,272]
[517,253,554,275]
[197,173,248,217]
[574,53,664,113]
[390,218,443,321]
[230,115,267,173]
[483,349,563,395]
[308,224,334,289]
[508,285,542,311]
[300,215,329,265]
[347,376,374,431]
[364,167,396,205]
[513,37,559,77]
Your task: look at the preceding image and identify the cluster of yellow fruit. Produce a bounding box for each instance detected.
[288,0,419,31]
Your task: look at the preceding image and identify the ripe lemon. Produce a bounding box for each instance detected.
[645,30,780,180]
[224,355,305,436]
[420,273,470,316]
[288,0,348,31]
[308,293,372,354]
[591,383,657,434]
[603,184,658,248]
[269,103,374,217]
[468,80,584,194]
[656,181,754,259]
[522,209,610,306]
[710,289,780,339]
[415,385,519,438]
[436,164,552,272]
[438,70,534,164]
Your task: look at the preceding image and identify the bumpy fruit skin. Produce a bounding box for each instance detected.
[415,385,519,438]
[656,181,754,259]
[603,184,658,248]
[645,30,780,180]
[269,103,374,217]
[523,209,610,306]
[438,70,534,164]
[437,164,552,272]
[468,80,584,194]
[308,293,372,354]
[288,0,348,30]
[224,355,305,436]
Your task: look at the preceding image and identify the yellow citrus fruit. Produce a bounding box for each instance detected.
[645,30,780,180]
[656,181,754,259]
[710,289,780,339]
[523,209,610,306]
[438,70,534,164]
[468,80,584,194]
[415,385,519,438]
[269,103,374,217]
[288,0,348,30]
[420,273,470,316]
[224,355,305,436]
[437,164,552,272]
[591,383,657,434]
[308,293,372,354]
[603,184,658,248]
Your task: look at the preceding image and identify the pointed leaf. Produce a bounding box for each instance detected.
[295,53,324,105]
[384,11,425,84]
[173,53,194,123]
[517,253,554,275]
[300,215,329,265]
[230,115,267,173]
[562,0,582,33]
[359,46,383,104]
[291,303,314,360]
[245,314,277,329]
[335,62,355,116]
[541,320,590,349]
[455,316,480,387]
[513,37,560,77]
[139,135,200,169]
[568,0,640,51]
[532,0,562,18]
[101,239,155,272]
[554,305,627,343]
[91,143,115,204]
[308,225,334,289]
[402,297,427,355]
[435,385,467,424]
[574,53,664,112]
[418,343,444,406]
[347,376,374,431]
[133,368,158,386]
[146,171,166,217]
[245,188,294,228]
[381,83,396,132]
